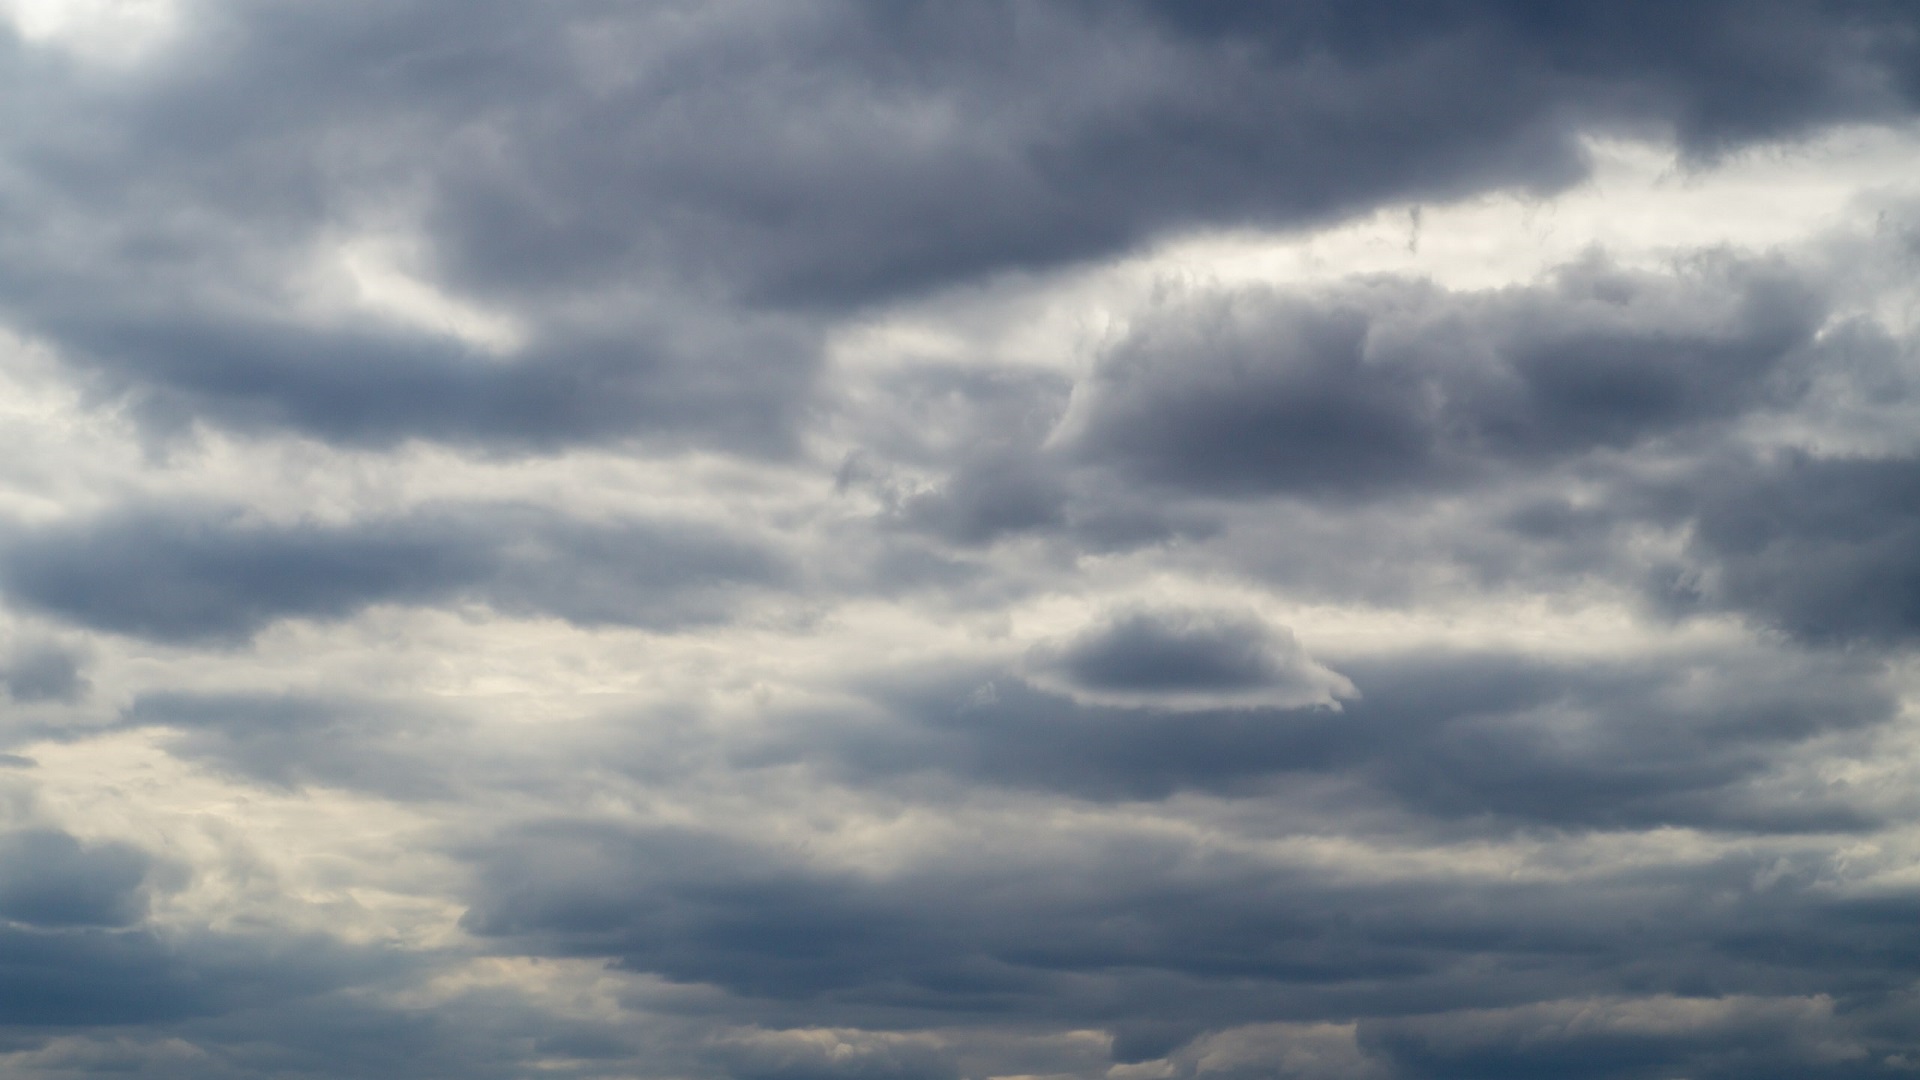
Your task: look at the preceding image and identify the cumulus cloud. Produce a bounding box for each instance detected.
[1022,607,1356,711]
[1056,254,1821,498]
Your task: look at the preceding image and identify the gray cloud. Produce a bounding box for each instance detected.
[0,0,1907,454]
[0,642,87,704]
[415,0,1920,307]
[0,830,155,929]
[1022,607,1356,711]
[1060,255,1820,499]
[1663,454,1920,644]
[783,644,1893,828]
[0,504,786,643]
[0,926,412,1033]
[456,813,1920,1061]
[3,2,1920,1078]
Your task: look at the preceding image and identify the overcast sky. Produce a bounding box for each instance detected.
[4,2,1920,1077]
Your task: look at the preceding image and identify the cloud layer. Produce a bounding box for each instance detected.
[3,3,1920,1078]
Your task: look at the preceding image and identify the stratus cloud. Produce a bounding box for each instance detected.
[0,503,786,643]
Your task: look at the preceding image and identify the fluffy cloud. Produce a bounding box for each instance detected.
[1021,606,1356,711]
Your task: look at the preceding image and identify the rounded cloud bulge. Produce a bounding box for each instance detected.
[1022,606,1357,712]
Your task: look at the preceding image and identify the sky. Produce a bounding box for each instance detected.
[3,2,1920,1077]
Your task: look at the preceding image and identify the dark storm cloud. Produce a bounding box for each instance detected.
[1335,649,1893,833]
[0,504,785,643]
[0,835,404,1036]
[1152,0,1920,146]
[0,830,155,929]
[1062,254,1822,498]
[859,252,1830,583]
[878,449,1211,554]
[1045,610,1308,694]
[462,818,1452,1014]
[420,0,1920,307]
[858,256,1829,576]
[458,815,1920,1054]
[1663,453,1920,644]
[1022,607,1355,710]
[780,645,1893,829]
[0,0,1914,451]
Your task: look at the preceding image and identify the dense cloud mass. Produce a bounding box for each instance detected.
[3,2,1920,1078]
[1060,255,1822,495]
[0,503,786,642]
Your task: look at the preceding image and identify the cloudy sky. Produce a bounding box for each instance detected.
[5,1,1920,1077]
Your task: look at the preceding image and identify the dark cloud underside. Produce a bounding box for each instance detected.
[0,504,785,643]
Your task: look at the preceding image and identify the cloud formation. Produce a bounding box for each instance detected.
[3,3,1920,1078]
[1022,606,1356,710]
[1059,254,1820,496]
[0,503,784,643]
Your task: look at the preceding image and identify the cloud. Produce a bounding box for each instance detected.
[1057,254,1821,498]
[455,810,1920,1055]
[1663,453,1920,644]
[0,0,1906,455]
[0,503,786,643]
[0,829,155,928]
[0,925,412,1031]
[782,643,1895,823]
[1022,607,1356,711]
[0,641,87,704]
[3,3,1920,1078]
[415,0,1920,308]
[122,693,461,799]
[1358,994,1873,1080]
[53,312,819,455]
